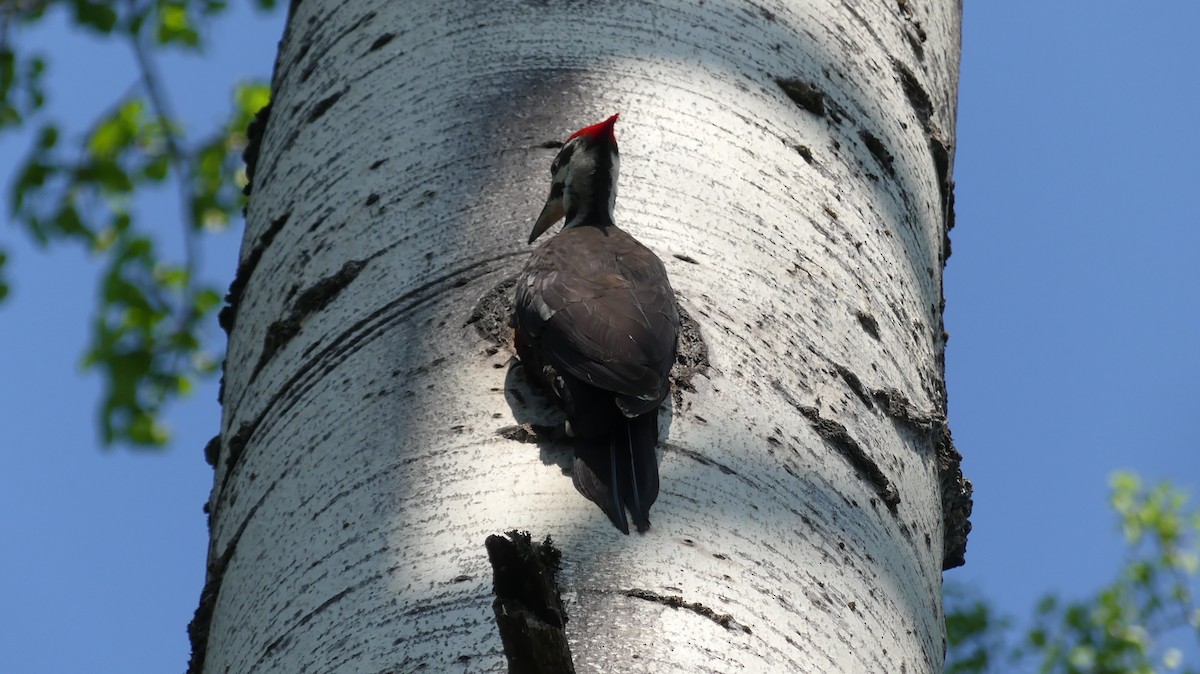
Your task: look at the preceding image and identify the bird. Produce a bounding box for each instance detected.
[512,113,680,533]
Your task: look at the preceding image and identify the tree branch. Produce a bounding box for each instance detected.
[125,1,201,303]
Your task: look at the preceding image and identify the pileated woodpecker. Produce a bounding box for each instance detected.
[513,114,680,534]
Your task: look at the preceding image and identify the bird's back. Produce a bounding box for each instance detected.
[514,224,679,414]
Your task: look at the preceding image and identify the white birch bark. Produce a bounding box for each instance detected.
[194,1,969,672]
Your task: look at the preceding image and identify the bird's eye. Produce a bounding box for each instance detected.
[550,143,575,177]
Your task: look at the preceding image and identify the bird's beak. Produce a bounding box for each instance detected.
[528,192,564,244]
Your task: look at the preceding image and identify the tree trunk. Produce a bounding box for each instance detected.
[191,1,970,672]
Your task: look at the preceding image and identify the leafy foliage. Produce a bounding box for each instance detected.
[946,473,1200,673]
[945,582,1015,674]
[1,0,277,446]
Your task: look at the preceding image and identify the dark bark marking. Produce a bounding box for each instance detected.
[365,193,379,206]
[219,210,292,335]
[368,158,387,170]
[625,588,752,634]
[890,58,955,254]
[931,131,956,262]
[874,387,937,433]
[497,424,565,444]
[775,77,826,117]
[203,434,221,467]
[300,60,318,84]
[255,318,302,378]
[772,380,900,511]
[892,58,933,130]
[910,19,928,44]
[672,304,710,402]
[835,364,873,408]
[485,531,574,673]
[467,275,519,347]
[673,253,699,265]
[186,533,233,674]
[291,36,314,86]
[263,582,363,658]
[895,0,927,60]
[187,479,274,674]
[253,259,369,378]
[937,424,972,570]
[225,251,530,497]
[859,130,896,177]
[930,133,951,201]
[855,310,881,341]
[225,422,254,473]
[307,88,345,124]
[296,257,368,314]
[663,443,739,476]
[817,367,974,569]
[803,405,900,511]
[905,27,926,60]
[368,33,394,52]
[339,10,376,41]
[277,127,301,160]
[792,143,814,164]
[241,102,272,197]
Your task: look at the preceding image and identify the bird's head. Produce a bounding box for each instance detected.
[528,113,620,244]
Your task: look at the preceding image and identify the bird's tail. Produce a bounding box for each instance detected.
[573,413,660,534]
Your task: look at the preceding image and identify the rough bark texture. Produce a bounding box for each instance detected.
[195,1,969,672]
[485,531,575,673]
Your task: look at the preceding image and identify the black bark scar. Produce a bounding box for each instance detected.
[485,531,574,673]
[772,380,901,511]
[625,588,752,634]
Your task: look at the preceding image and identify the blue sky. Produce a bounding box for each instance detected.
[1,2,1197,672]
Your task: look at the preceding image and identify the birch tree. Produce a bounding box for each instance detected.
[192,0,972,672]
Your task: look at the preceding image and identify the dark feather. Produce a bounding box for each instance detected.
[573,436,629,534]
[515,225,678,405]
[570,414,660,535]
[514,223,678,532]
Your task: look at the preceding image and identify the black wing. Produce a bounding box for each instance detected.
[514,225,679,414]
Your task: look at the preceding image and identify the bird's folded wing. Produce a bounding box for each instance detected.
[514,227,679,405]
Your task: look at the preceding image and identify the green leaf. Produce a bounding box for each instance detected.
[53,204,95,242]
[0,0,279,449]
[1029,628,1046,648]
[0,248,9,303]
[89,100,142,157]
[193,288,222,315]
[155,264,188,289]
[200,0,229,16]
[156,2,201,47]
[128,410,169,445]
[1067,645,1095,669]
[36,124,58,149]
[1036,595,1058,615]
[235,82,271,122]
[71,0,119,34]
[142,154,170,181]
[0,48,13,94]
[75,160,136,193]
[11,158,51,220]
